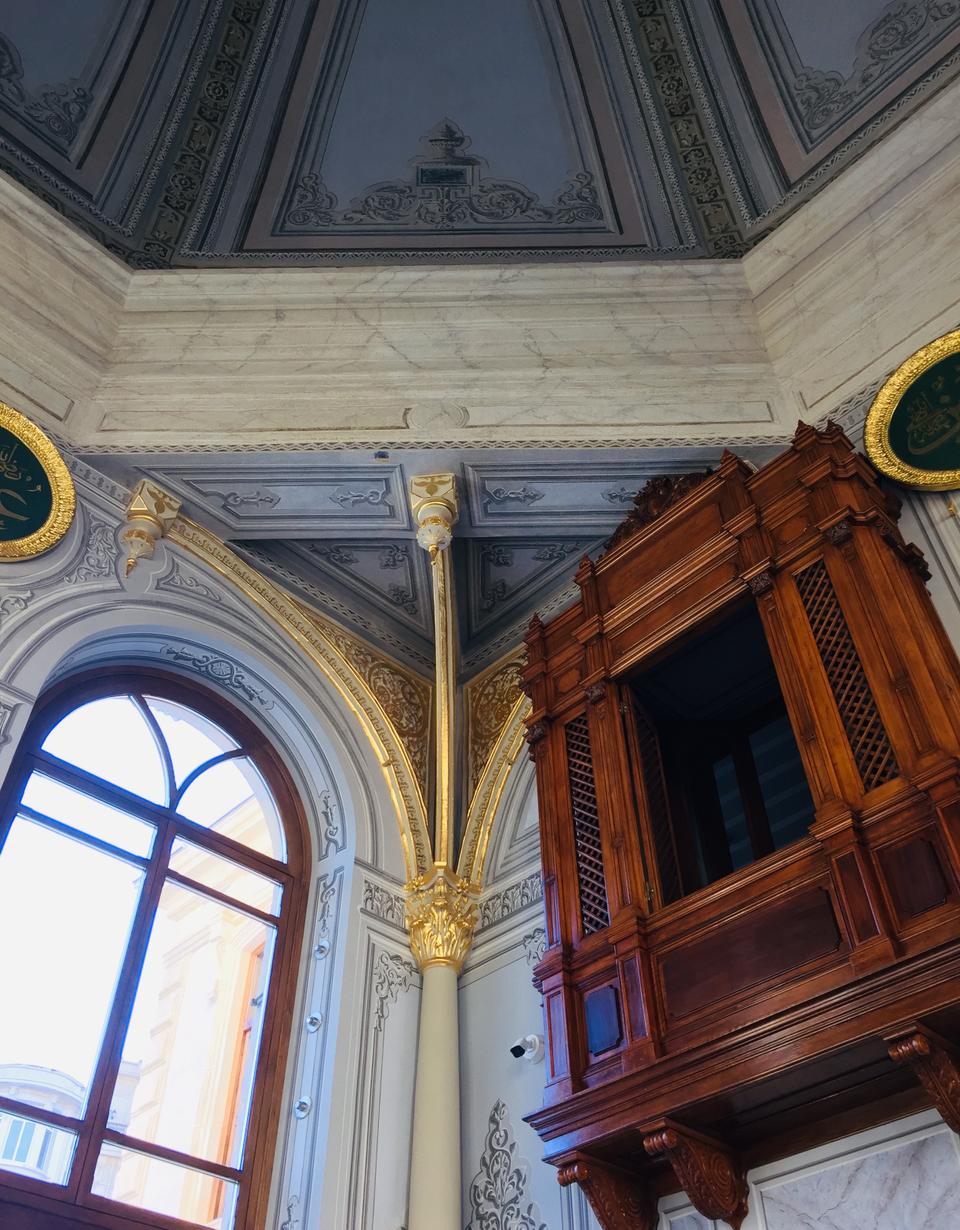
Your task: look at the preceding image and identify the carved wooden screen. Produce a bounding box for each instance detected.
[564,714,610,934]
[794,559,898,790]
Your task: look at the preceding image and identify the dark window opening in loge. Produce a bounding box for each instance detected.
[629,602,814,899]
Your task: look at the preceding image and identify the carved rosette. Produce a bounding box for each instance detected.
[405,867,479,972]
[557,1156,657,1230]
[643,1125,748,1229]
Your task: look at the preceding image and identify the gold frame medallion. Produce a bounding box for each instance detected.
[0,401,76,560]
[864,329,960,491]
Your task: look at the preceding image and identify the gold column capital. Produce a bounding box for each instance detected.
[405,866,479,973]
[409,473,458,555]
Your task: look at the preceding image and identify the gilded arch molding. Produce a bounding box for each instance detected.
[169,516,432,878]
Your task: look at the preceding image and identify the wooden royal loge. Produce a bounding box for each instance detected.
[522,423,960,1229]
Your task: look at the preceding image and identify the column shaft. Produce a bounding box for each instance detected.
[408,962,462,1230]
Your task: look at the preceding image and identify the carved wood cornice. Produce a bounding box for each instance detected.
[602,471,714,554]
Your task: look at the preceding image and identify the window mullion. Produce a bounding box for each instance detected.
[69,815,176,1204]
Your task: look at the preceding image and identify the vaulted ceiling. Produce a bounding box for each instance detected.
[95,443,772,676]
[1,0,958,267]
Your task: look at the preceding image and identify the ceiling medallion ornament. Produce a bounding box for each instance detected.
[283,119,604,233]
[865,328,960,490]
[0,402,75,560]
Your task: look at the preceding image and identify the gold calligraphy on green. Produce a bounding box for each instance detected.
[865,330,960,492]
[0,403,75,560]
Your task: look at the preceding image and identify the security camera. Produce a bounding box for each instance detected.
[509,1033,544,1063]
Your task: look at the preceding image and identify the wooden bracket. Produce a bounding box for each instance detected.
[643,1122,749,1229]
[557,1154,657,1230]
[886,1024,960,1134]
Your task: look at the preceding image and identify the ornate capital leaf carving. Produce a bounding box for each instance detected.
[748,569,774,596]
[643,1124,748,1229]
[556,1155,657,1230]
[405,866,478,972]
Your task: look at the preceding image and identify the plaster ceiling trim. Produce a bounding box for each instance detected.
[719,0,960,180]
[136,463,411,537]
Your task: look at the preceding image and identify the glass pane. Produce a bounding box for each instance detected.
[146,696,238,789]
[750,715,814,850]
[712,754,752,871]
[177,757,285,860]
[92,1144,238,1230]
[42,696,167,805]
[21,773,155,857]
[0,818,144,1117]
[111,880,276,1167]
[0,1110,76,1185]
[169,838,282,915]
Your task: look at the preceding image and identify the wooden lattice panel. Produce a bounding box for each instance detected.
[795,560,898,791]
[565,714,610,934]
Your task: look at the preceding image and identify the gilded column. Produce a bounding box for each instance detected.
[406,474,477,1230]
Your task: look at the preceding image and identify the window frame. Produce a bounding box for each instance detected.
[0,668,310,1230]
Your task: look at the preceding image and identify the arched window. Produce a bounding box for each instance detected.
[0,670,307,1230]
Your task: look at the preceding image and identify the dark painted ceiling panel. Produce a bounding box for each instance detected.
[0,0,956,264]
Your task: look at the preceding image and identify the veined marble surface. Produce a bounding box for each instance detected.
[758,1129,960,1230]
[0,74,959,452]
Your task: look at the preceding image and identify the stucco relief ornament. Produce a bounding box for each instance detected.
[283,119,603,233]
[372,950,418,1031]
[464,1100,547,1230]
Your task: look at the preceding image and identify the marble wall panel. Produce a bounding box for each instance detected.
[758,1129,960,1229]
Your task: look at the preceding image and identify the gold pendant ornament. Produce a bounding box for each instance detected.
[0,402,75,560]
[865,329,960,491]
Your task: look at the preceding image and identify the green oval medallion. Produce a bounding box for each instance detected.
[0,423,54,542]
[886,351,960,474]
